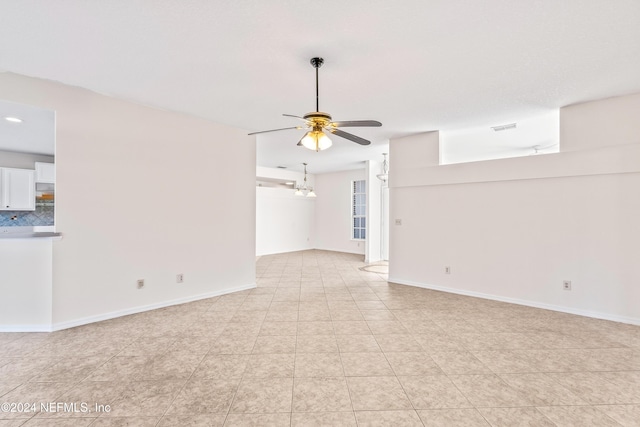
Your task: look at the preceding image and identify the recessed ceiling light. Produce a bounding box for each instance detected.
[285,182,294,185]
[4,116,23,123]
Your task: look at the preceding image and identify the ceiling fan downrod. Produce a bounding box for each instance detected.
[310,57,324,112]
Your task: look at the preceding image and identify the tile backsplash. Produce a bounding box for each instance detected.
[0,205,54,227]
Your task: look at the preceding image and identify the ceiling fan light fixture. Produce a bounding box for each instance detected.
[376,153,389,183]
[301,129,332,151]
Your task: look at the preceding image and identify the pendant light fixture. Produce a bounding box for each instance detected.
[295,163,316,197]
[376,153,389,183]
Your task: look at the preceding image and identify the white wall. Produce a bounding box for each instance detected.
[255,166,316,256]
[0,72,256,329]
[0,238,52,330]
[561,92,640,151]
[0,150,54,169]
[389,94,640,325]
[256,189,315,256]
[314,169,366,255]
[365,160,382,263]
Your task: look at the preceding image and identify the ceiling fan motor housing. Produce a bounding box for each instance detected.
[310,57,324,68]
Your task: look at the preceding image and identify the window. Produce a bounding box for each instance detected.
[352,179,366,240]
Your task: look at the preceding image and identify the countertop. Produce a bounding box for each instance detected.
[0,226,61,239]
[0,231,62,239]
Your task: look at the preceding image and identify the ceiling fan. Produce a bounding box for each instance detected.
[249,57,382,151]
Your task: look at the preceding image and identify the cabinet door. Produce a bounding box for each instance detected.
[35,162,56,184]
[1,168,36,211]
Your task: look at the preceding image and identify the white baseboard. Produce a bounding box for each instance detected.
[314,246,366,256]
[0,324,54,333]
[0,283,256,333]
[388,276,640,327]
[52,283,257,331]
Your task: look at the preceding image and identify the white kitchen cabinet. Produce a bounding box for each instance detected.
[35,162,55,184]
[0,168,36,211]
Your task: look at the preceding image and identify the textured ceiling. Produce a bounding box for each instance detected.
[1,0,639,172]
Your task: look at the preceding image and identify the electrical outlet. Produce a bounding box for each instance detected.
[137,279,145,289]
[563,280,571,290]
[176,274,184,283]
[445,266,451,274]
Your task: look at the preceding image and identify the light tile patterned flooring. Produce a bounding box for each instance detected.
[1,250,640,426]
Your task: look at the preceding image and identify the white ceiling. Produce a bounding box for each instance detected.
[1,0,639,173]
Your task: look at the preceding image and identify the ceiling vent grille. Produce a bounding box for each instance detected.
[491,123,517,132]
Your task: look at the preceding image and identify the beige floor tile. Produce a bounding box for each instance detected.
[449,374,535,407]
[27,356,108,383]
[157,414,226,426]
[399,375,472,409]
[548,372,634,404]
[103,380,185,417]
[478,407,556,426]
[137,352,203,381]
[36,381,126,419]
[332,321,371,335]
[292,377,352,412]
[374,334,423,352]
[366,321,409,335]
[386,352,442,376]
[355,410,423,426]
[417,408,490,426]
[88,417,161,426]
[223,413,291,426]
[192,354,249,379]
[596,371,640,403]
[251,336,296,354]
[294,353,344,377]
[336,335,381,353]
[22,418,97,426]
[430,351,492,374]
[360,310,397,321]
[5,250,640,426]
[296,321,334,335]
[291,411,357,426]
[499,373,587,406]
[346,376,412,411]
[297,310,331,322]
[595,404,640,427]
[208,336,257,355]
[259,321,298,336]
[537,406,622,426]
[166,378,239,415]
[117,338,177,357]
[400,320,443,334]
[472,350,537,373]
[413,333,466,352]
[330,309,364,321]
[244,353,295,378]
[355,301,387,310]
[264,310,298,322]
[295,335,338,353]
[328,301,359,310]
[340,352,394,376]
[85,357,153,382]
[230,378,293,413]
[1,382,74,419]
